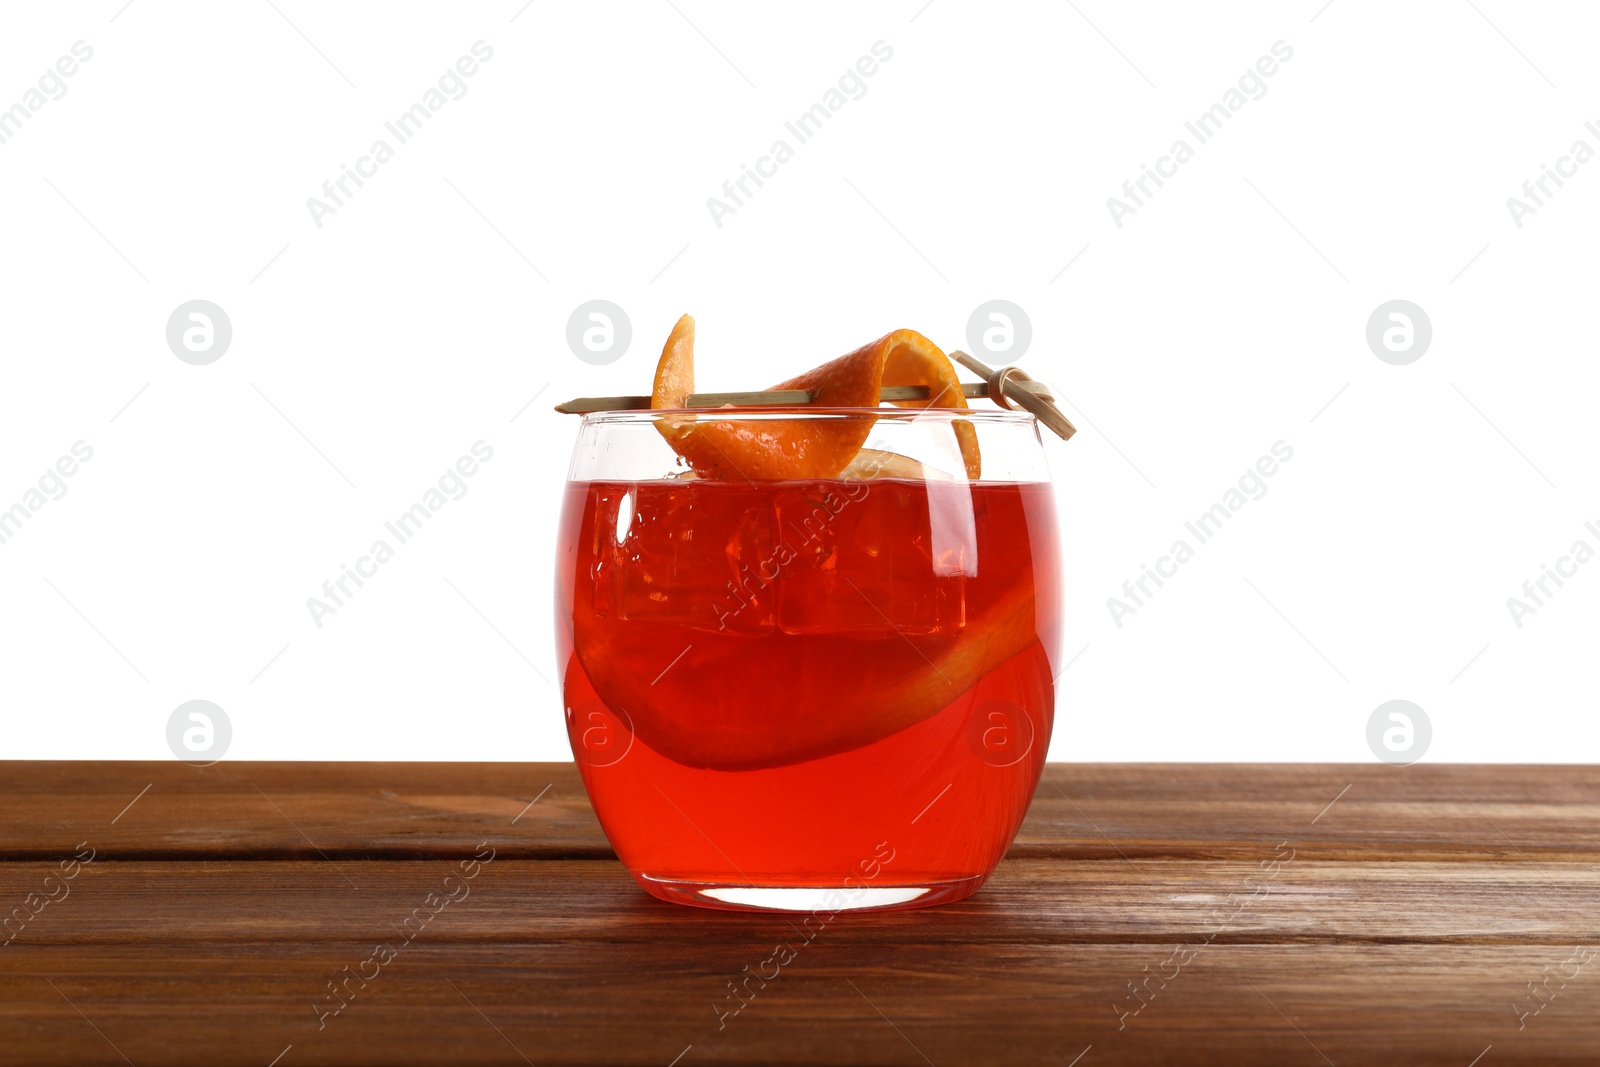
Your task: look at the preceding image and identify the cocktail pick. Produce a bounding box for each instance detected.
[947,351,1076,441]
[553,353,1077,442]
[551,380,1054,411]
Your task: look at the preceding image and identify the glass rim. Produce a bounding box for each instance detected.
[579,406,1039,425]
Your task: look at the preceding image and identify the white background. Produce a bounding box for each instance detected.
[2,0,1595,763]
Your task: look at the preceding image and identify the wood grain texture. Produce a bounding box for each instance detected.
[1,762,1597,1065]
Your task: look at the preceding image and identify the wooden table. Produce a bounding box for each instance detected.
[2,762,1596,1065]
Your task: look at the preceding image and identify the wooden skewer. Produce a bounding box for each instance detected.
[553,394,655,413]
[552,381,1056,414]
[551,352,1077,442]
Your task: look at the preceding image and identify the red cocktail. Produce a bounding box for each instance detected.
[556,408,1062,911]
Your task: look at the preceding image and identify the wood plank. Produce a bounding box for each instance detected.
[4,941,1594,1065]
[3,762,1597,861]
[0,761,609,860]
[1,858,1597,947]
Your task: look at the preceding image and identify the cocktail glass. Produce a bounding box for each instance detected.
[555,408,1062,911]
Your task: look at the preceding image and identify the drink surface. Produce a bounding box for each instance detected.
[556,476,1062,895]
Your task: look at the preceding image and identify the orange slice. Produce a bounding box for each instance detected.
[571,572,1048,770]
[650,315,980,481]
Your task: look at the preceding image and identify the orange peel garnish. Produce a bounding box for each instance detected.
[650,313,697,409]
[649,315,981,481]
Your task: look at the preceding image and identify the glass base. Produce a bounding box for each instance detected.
[637,873,987,912]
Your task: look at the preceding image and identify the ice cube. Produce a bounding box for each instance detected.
[774,480,965,636]
[608,482,776,635]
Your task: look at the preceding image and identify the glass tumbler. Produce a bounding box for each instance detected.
[555,408,1062,911]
